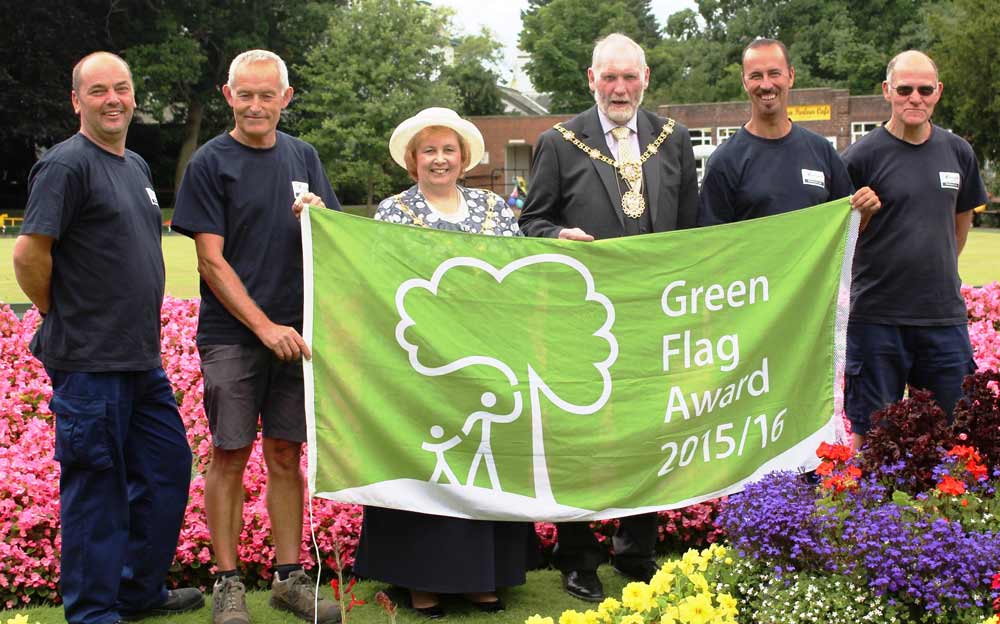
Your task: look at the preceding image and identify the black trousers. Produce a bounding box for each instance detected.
[552,512,657,572]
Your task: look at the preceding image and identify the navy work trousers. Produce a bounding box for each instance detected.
[48,367,192,624]
[845,322,976,436]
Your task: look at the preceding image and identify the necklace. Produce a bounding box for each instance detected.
[554,119,675,219]
[392,189,497,235]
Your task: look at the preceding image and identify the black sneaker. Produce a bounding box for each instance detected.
[119,587,205,621]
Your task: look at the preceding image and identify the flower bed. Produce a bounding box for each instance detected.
[3,283,997,609]
[0,296,724,609]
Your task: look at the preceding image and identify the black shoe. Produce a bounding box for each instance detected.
[466,597,505,613]
[413,603,446,619]
[561,570,604,602]
[119,587,205,620]
[613,560,657,583]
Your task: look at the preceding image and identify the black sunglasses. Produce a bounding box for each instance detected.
[892,84,936,97]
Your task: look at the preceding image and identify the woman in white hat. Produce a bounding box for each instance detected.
[352,108,534,617]
[371,107,521,236]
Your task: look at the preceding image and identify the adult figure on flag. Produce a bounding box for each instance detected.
[518,33,698,602]
[842,50,987,449]
[13,51,203,624]
[351,107,535,618]
[697,38,880,225]
[171,49,341,624]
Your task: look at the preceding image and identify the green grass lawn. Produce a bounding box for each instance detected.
[0,565,640,624]
[1,227,998,305]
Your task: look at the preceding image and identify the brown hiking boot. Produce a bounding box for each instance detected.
[212,575,251,624]
[270,569,341,623]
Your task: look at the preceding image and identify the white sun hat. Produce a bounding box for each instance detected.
[389,107,485,172]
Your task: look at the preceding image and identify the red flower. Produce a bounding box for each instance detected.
[937,474,967,496]
[816,442,853,462]
[815,461,835,476]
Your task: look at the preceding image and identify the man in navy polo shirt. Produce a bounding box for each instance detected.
[172,49,340,624]
[843,50,987,448]
[13,51,201,624]
[698,38,880,225]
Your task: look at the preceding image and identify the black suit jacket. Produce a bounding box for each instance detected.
[519,106,699,240]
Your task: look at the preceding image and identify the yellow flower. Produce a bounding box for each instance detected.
[559,610,586,624]
[677,559,696,576]
[681,548,710,572]
[621,581,656,613]
[525,615,555,624]
[716,592,738,617]
[659,605,680,624]
[649,569,675,595]
[582,610,602,624]
[687,572,710,593]
[677,593,717,624]
[7,616,31,624]
[597,597,621,616]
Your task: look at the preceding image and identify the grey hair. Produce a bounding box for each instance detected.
[591,33,647,73]
[886,50,939,84]
[227,49,289,90]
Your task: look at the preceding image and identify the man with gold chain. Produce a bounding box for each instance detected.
[519,33,698,602]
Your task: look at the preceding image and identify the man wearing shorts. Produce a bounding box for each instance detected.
[172,49,340,624]
[842,50,987,448]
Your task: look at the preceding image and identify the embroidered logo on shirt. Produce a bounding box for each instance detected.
[292,180,309,199]
[939,172,960,190]
[145,187,159,207]
[801,169,826,188]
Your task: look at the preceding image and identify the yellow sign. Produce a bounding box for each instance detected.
[788,105,831,121]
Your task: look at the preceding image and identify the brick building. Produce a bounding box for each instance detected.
[466,88,891,197]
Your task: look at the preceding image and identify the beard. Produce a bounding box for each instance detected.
[595,88,645,124]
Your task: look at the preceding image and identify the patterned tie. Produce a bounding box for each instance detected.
[611,126,641,194]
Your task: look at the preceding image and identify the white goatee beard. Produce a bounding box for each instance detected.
[595,89,645,124]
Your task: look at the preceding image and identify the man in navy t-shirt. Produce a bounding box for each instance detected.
[171,49,340,624]
[697,39,880,225]
[13,52,202,624]
[843,50,987,449]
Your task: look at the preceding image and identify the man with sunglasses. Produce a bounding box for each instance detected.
[842,50,987,449]
[698,38,879,225]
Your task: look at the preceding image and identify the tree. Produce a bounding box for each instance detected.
[119,0,335,193]
[0,0,115,201]
[927,0,1000,163]
[295,0,459,208]
[689,0,930,95]
[519,0,662,113]
[440,30,505,117]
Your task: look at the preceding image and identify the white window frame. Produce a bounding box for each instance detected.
[851,122,880,143]
[688,128,713,147]
[716,126,740,144]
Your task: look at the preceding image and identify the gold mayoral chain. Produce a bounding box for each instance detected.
[554,119,676,219]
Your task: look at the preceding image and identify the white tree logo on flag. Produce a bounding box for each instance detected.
[394,254,618,504]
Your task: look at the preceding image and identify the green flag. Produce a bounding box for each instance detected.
[302,199,858,521]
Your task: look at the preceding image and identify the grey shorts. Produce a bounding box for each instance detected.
[199,343,306,449]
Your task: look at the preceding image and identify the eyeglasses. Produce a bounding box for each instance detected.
[891,84,937,97]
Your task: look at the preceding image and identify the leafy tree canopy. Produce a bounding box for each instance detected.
[927,0,1000,163]
[519,0,661,113]
[295,0,461,207]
